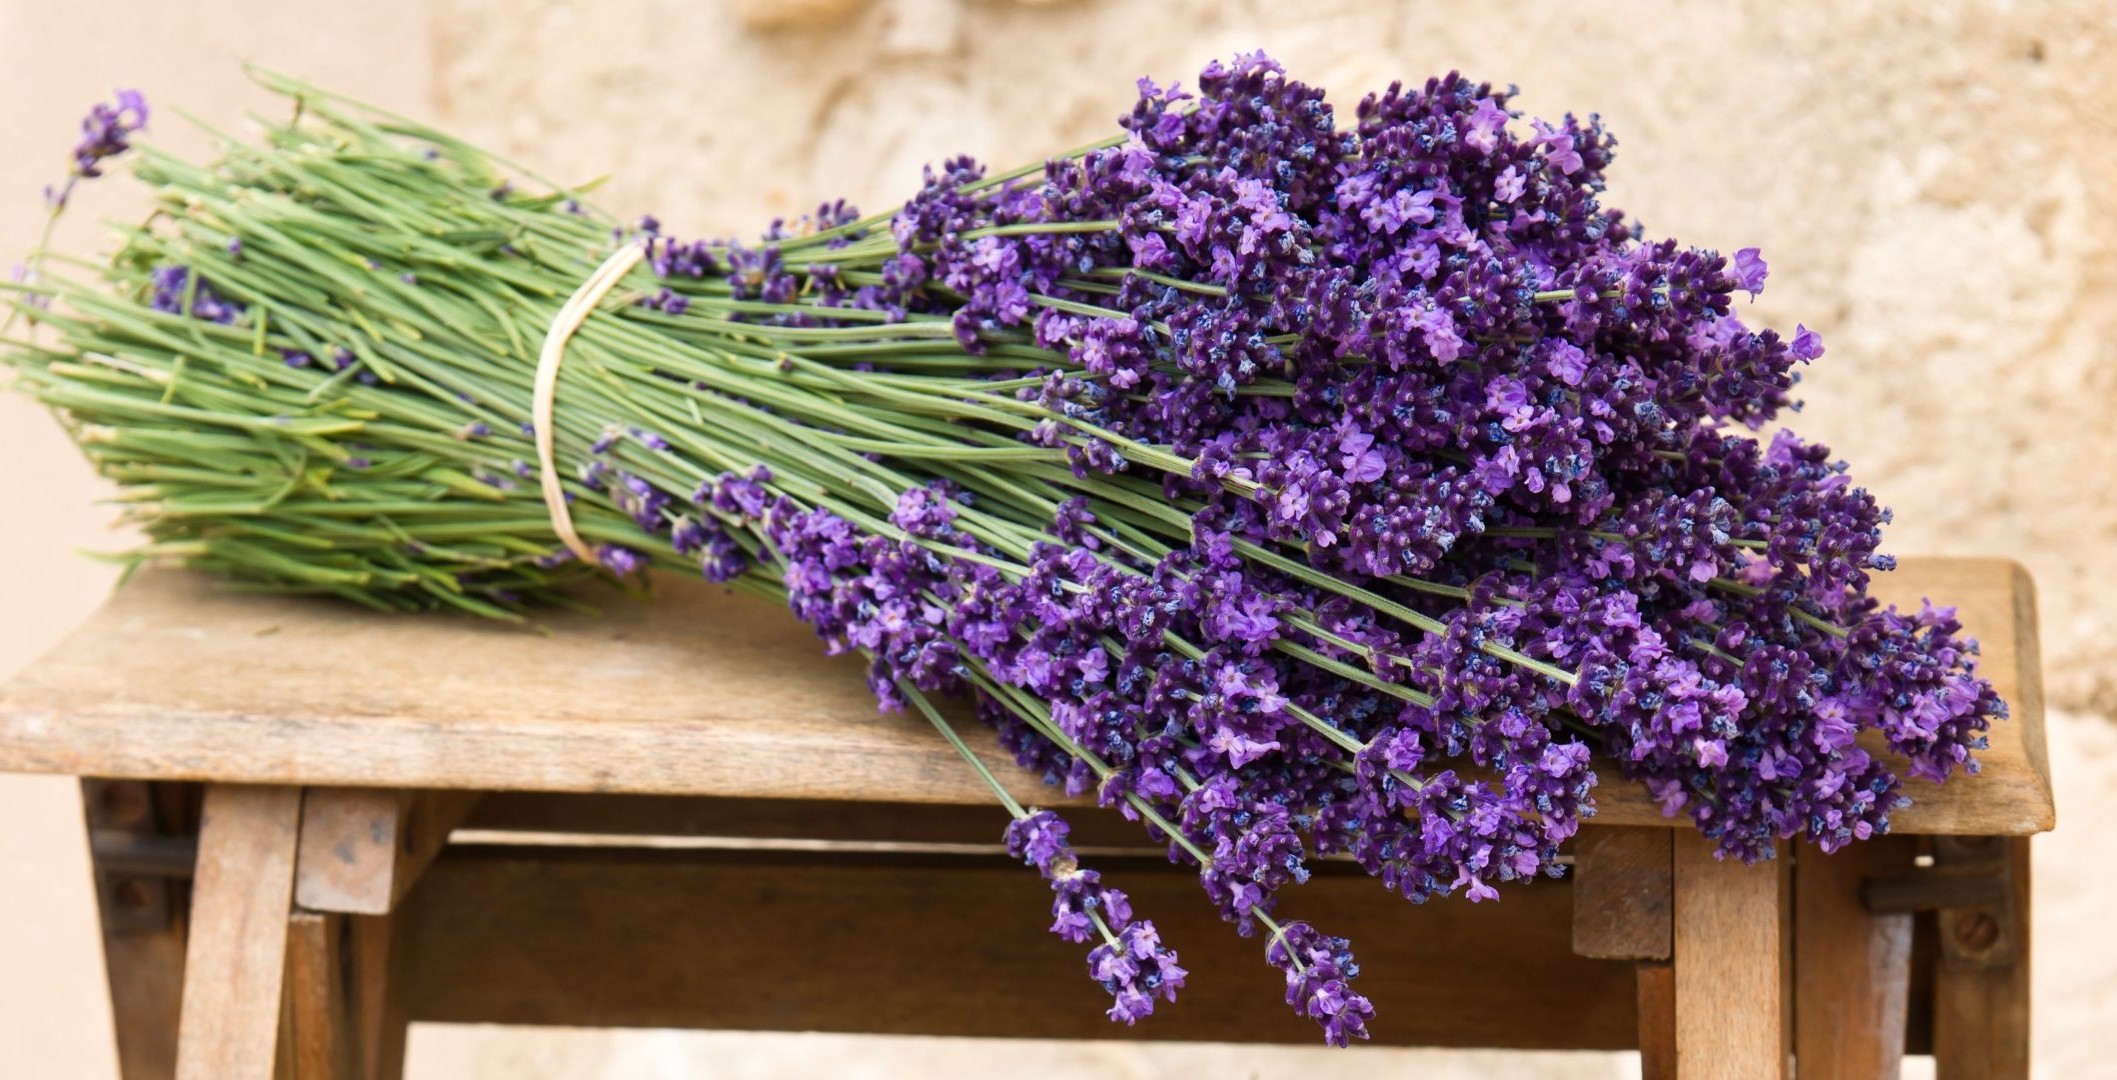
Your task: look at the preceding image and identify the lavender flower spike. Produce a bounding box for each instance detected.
[1007,809,1185,1023]
[1266,920,1374,1047]
[47,89,148,209]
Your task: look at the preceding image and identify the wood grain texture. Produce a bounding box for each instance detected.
[1933,835,2031,1079]
[1672,831,1791,1079]
[1636,960,1676,1080]
[281,908,404,1080]
[294,789,478,915]
[350,913,408,1080]
[397,844,1642,1049]
[0,558,2050,835]
[461,792,1138,848]
[1571,827,1673,961]
[1794,836,1915,1078]
[176,785,302,1080]
[284,911,353,1080]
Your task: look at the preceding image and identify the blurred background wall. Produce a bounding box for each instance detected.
[1,1,2112,1076]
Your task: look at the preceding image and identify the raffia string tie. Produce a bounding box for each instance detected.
[534,240,649,567]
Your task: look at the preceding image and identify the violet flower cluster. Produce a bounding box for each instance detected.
[597,54,2000,1039]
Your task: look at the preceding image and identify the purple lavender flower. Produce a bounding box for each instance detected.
[1090,922,1187,1024]
[1465,97,1509,153]
[47,89,148,209]
[1790,323,1825,360]
[594,52,1993,1049]
[147,266,243,324]
[1266,921,1373,1047]
[1006,810,1185,1022]
[1733,247,1769,298]
[596,544,646,576]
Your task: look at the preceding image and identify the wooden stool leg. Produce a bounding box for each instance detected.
[176,784,303,1080]
[1636,960,1677,1079]
[1933,836,2031,1079]
[352,914,410,1080]
[285,911,353,1079]
[1672,831,1792,1079]
[281,910,407,1080]
[1566,827,1677,1077]
[82,779,192,1080]
[1794,836,1916,1077]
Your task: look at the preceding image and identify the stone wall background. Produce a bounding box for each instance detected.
[1,1,2113,1076]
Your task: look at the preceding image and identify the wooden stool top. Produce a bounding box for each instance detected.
[0,557,2053,835]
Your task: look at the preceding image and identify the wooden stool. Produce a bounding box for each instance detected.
[0,558,2052,1079]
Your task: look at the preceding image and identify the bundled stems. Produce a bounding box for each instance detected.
[4,58,2002,1044]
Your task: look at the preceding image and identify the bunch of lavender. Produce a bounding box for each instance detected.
[3,57,2002,1044]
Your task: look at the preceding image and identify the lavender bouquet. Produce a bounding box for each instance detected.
[4,56,2002,1043]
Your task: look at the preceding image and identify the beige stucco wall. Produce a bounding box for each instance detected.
[1,1,2112,1075]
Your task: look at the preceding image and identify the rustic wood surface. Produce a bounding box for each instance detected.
[283,910,353,1080]
[175,785,302,1080]
[1793,835,1916,1077]
[395,843,1643,1049]
[351,913,409,1080]
[1635,960,1677,1080]
[1672,832,1792,1079]
[1933,835,2032,1078]
[1571,827,1674,961]
[0,558,2051,835]
[459,792,1138,848]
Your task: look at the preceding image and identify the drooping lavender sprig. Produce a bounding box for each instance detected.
[1005,809,1186,1023]
[45,89,147,211]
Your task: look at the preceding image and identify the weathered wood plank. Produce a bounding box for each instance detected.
[176,785,302,1080]
[1672,831,1791,1078]
[0,559,2050,835]
[1571,827,1673,961]
[295,789,479,915]
[281,907,403,1080]
[284,911,353,1080]
[396,844,1642,1049]
[460,792,1142,849]
[1636,960,1676,1080]
[1794,836,1916,1076]
[349,912,409,1080]
[1933,835,2032,1079]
